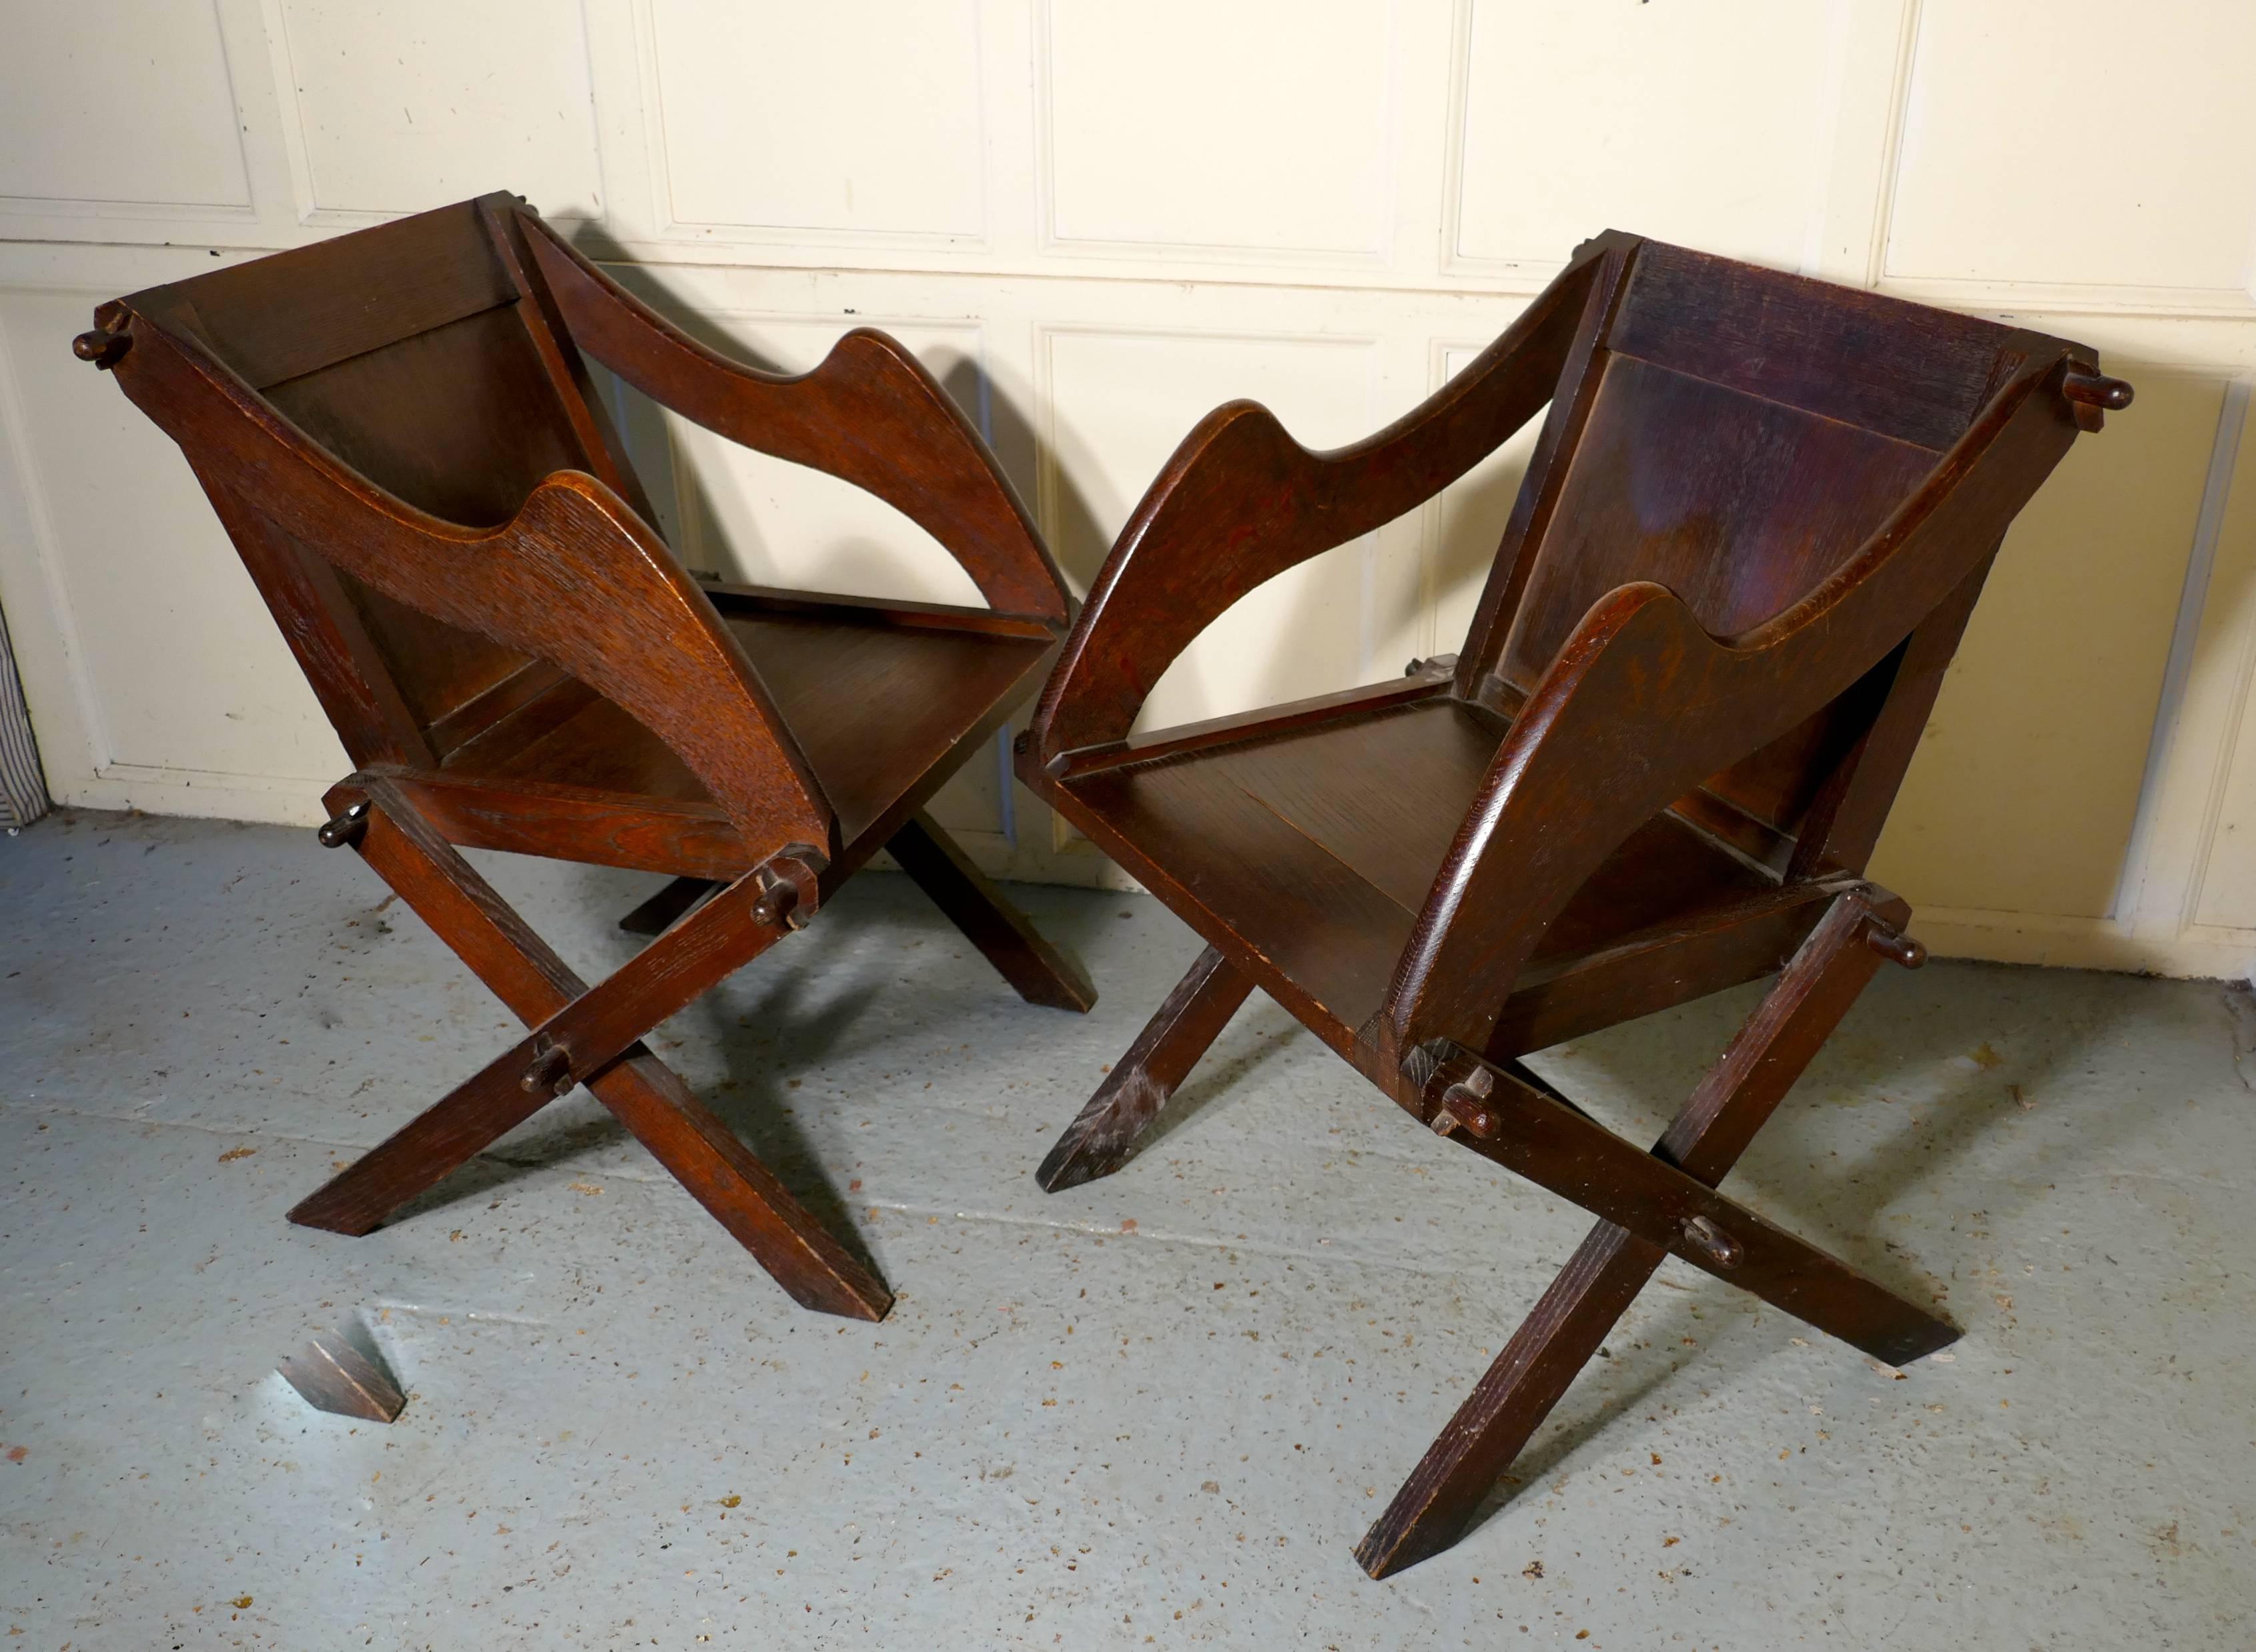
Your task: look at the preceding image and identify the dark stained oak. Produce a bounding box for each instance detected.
[1359,891,1925,1576]
[79,191,1090,1321]
[886,812,1097,1012]
[1036,944,1253,1191]
[617,874,721,937]
[1015,231,2120,1573]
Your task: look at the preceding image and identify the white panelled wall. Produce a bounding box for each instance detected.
[1,1,2252,976]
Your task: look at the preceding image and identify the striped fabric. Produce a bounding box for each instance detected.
[0,602,48,831]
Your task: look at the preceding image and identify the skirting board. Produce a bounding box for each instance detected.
[1902,907,2251,981]
[47,765,2251,979]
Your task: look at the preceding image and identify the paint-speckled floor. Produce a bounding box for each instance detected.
[1,809,2251,1649]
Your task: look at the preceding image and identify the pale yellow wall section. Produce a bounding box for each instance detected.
[1874,374,2221,919]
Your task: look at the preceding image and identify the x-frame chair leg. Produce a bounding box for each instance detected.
[886,811,1098,1013]
[1356,888,1950,1577]
[1037,945,1254,1191]
[622,816,1099,1017]
[288,777,893,1322]
[618,874,721,935]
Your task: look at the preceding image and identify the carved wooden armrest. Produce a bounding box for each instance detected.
[514,210,1068,623]
[1024,237,1632,771]
[1381,346,2099,1058]
[104,310,830,862]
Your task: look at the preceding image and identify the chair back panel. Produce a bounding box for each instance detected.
[135,200,625,748]
[1498,355,1938,690]
[261,303,590,527]
[1488,242,2020,843]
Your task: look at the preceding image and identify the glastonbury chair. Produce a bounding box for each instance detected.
[76,192,1092,1324]
[1015,232,2130,1573]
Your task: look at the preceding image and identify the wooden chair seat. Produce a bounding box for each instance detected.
[80,192,1096,1326]
[1062,692,1774,1049]
[1017,230,2131,1574]
[432,593,1055,866]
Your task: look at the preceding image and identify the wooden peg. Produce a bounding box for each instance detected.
[751,878,797,929]
[2062,370,2133,432]
[520,1043,572,1096]
[316,799,370,848]
[751,853,821,931]
[1429,1064,1499,1139]
[2061,372,2133,411]
[1862,923,1926,969]
[71,328,130,369]
[1679,1214,1743,1269]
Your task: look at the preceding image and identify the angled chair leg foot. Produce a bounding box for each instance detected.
[1363,887,1942,1575]
[1038,945,1253,1192]
[619,875,722,935]
[1358,1220,1656,1578]
[592,1051,891,1320]
[887,811,1097,1011]
[288,1063,560,1236]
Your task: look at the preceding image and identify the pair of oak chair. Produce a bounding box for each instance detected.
[78,194,2126,1577]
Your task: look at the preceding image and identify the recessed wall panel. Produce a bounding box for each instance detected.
[0,292,342,781]
[1886,2,2256,291]
[665,318,992,608]
[1045,0,1391,256]
[1044,328,1379,731]
[651,0,986,238]
[1872,372,2219,917]
[0,3,250,209]
[279,0,603,218]
[1453,0,1834,269]
[1427,344,1539,657]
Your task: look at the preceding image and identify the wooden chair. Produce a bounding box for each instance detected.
[1015,232,2130,1574]
[75,192,1092,1324]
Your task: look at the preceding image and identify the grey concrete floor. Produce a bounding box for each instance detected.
[1,810,2251,1650]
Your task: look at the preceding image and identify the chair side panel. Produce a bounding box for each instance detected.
[141,203,655,753]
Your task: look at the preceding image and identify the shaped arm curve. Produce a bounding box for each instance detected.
[516,212,1068,623]
[1381,348,2093,1057]
[107,310,832,861]
[1024,241,1621,769]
